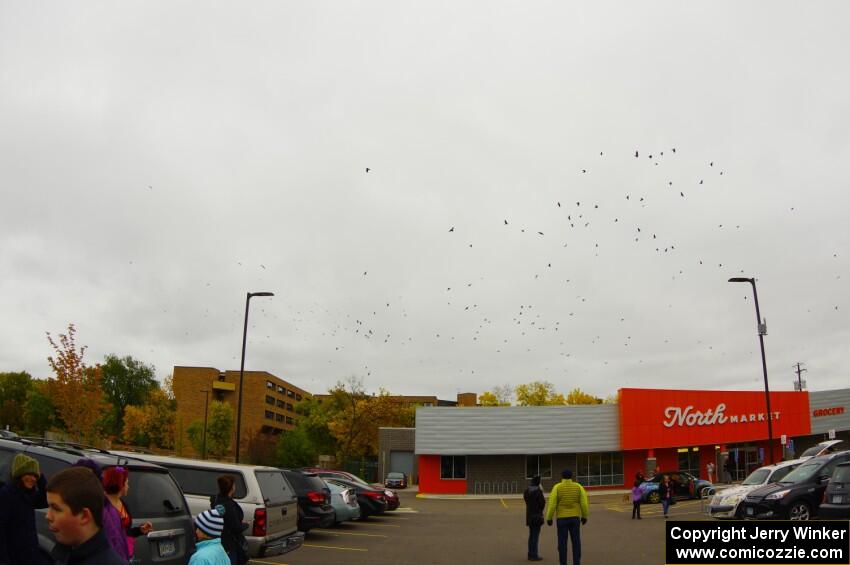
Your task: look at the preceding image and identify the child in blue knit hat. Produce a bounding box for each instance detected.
[189,505,230,565]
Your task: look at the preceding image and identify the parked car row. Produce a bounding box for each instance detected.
[1,435,403,565]
[708,441,850,521]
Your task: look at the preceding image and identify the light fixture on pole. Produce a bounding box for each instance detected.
[235,291,274,464]
[728,277,774,464]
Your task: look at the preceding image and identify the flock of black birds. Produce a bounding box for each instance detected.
[153,147,842,390]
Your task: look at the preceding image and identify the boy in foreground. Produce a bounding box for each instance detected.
[46,467,124,565]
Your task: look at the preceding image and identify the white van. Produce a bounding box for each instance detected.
[114,452,303,558]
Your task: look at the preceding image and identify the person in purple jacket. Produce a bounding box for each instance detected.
[74,459,129,563]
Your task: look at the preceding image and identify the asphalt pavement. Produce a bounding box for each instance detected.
[249,488,713,565]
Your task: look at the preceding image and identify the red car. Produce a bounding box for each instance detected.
[302,468,400,511]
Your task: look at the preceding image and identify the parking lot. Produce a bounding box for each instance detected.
[251,489,714,565]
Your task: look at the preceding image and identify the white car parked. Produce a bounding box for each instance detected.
[708,458,804,518]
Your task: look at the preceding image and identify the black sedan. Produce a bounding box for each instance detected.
[385,472,408,489]
[326,477,388,519]
[282,469,336,532]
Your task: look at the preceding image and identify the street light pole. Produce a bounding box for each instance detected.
[235,291,274,464]
[201,389,210,460]
[729,277,775,464]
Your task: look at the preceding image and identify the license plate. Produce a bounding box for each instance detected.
[833,495,843,504]
[158,539,176,558]
[746,507,754,516]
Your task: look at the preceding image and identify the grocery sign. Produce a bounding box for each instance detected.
[619,388,811,450]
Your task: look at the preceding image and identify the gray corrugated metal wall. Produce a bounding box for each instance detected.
[809,389,850,434]
[414,405,620,455]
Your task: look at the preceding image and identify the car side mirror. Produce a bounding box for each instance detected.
[819,476,830,484]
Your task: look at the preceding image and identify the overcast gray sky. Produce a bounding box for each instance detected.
[2,1,848,401]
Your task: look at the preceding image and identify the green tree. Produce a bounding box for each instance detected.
[275,425,318,468]
[186,420,206,456]
[101,354,159,436]
[0,371,33,431]
[565,388,603,405]
[206,401,235,457]
[25,379,58,435]
[514,381,566,406]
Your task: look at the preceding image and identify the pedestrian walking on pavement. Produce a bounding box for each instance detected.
[545,469,588,565]
[523,475,545,561]
[659,475,674,518]
[631,480,642,519]
[0,453,48,565]
[706,461,715,484]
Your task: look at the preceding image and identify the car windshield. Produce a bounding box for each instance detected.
[832,466,850,484]
[123,469,188,519]
[742,468,771,485]
[779,461,821,483]
[387,473,404,479]
[801,445,826,457]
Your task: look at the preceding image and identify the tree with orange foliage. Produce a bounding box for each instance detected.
[46,324,108,443]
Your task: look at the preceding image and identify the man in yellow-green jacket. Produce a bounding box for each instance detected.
[545,469,588,565]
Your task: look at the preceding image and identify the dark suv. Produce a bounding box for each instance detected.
[0,437,195,564]
[282,470,335,532]
[740,450,850,520]
[819,462,850,519]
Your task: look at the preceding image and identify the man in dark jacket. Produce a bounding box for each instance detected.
[0,453,48,565]
[523,475,545,562]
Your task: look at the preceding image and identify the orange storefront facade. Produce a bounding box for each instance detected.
[619,388,812,481]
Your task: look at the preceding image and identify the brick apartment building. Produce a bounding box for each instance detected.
[314,392,478,408]
[172,366,311,463]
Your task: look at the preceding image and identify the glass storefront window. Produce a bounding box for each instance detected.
[575,452,624,486]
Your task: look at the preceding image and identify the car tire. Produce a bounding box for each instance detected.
[648,491,661,504]
[788,501,812,521]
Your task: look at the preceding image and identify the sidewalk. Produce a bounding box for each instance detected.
[416,488,631,502]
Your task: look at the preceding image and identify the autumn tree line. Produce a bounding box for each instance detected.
[1,324,616,468]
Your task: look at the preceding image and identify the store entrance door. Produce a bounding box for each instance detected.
[677,449,700,476]
[728,445,761,481]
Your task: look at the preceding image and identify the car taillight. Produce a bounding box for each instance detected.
[307,491,325,504]
[252,508,267,537]
[364,491,384,500]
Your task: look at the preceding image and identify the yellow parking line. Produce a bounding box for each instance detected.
[311,529,388,538]
[249,560,290,565]
[500,498,508,509]
[350,522,400,527]
[304,543,368,552]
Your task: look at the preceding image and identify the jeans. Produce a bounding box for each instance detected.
[556,517,581,565]
[528,522,542,558]
[662,498,671,516]
[632,501,641,518]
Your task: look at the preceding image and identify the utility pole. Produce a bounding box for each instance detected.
[793,362,807,391]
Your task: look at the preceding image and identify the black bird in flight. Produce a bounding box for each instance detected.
[449,227,454,232]
[366,167,370,173]
[634,150,639,158]
[504,219,508,225]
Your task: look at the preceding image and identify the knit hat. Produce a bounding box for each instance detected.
[195,505,225,538]
[11,453,40,481]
